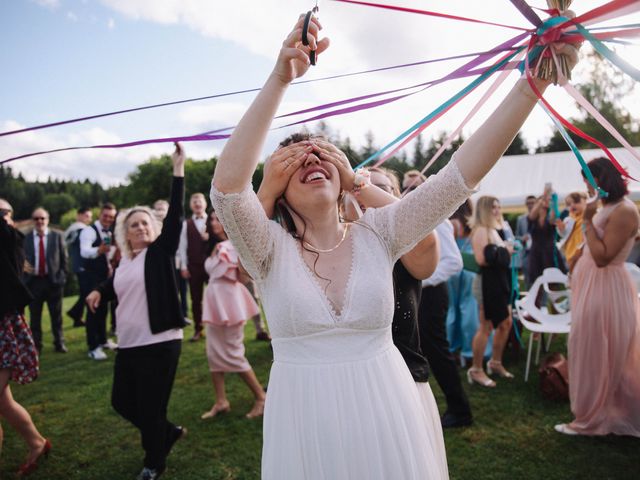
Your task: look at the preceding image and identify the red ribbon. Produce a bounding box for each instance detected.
[330,0,531,31]
[523,37,635,181]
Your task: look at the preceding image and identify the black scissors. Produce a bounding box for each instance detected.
[302,1,320,65]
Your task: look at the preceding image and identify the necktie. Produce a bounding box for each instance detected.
[38,233,46,276]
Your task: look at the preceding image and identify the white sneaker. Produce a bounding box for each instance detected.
[88,347,108,360]
[102,339,119,350]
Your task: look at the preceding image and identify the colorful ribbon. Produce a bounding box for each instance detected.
[329,0,531,31]
[397,50,525,188]
[0,47,520,139]
[3,0,640,174]
[355,45,526,169]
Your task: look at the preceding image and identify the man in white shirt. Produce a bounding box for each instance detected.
[64,207,93,327]
[178,193,209,341]
[80,203,117,360]
[403,171,473,428]
[23,208,68,353]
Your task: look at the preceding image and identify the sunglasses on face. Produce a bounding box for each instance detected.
[32,217,47,221]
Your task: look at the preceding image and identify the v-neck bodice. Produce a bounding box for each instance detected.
[296,229,356,321]
[261,223,394,337]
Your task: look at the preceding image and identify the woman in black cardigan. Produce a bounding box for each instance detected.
[87,144,187,480]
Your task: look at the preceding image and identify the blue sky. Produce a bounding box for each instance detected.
[2,0,639,185]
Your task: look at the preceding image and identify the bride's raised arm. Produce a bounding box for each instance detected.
[455,43,579,187]
[365,43,580,261]
[212,15,329,194]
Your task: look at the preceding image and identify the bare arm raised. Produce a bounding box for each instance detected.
[455,44,579,188]
[213,15,329,194]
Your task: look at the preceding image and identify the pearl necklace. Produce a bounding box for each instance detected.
[303,224,350,254]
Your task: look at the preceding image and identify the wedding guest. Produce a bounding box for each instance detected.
[447,200,491,366]
[0,199,50,477]
[555,158,640,437]
[468,196,514,387]
[200,211,266,420]
[404,173,474,428]
[178,193,209,341]
[23,208,68,353]
[203,211,270,341]
[555,191,587,272]
[515,195,536,286]
[64,207,93,327]
[86,144,188,479]
[80,202,117,360]
[528,184,561,283]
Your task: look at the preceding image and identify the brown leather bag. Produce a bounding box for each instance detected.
[539,352,569,402]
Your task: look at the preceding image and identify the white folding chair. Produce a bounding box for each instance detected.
[515,268,571,381]
[542,267,571,314]
[624,262,640,298]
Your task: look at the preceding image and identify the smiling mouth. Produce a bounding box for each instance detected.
[303,171,328,183]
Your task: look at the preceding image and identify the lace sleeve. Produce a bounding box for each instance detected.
[209,182,275,281]
[363,157,475,262]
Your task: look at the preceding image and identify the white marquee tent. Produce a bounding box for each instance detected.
[472,147,640,207]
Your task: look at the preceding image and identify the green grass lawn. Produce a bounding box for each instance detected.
[1,296,638,479]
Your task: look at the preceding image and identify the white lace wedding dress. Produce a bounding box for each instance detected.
[210,159,473,480]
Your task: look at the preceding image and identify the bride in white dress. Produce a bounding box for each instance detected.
[210,14,578,480]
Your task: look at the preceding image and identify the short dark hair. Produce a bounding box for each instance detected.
[583,157,628,203]
[525,195,536,202]
[101,202,116,211]
[78,207,91,214]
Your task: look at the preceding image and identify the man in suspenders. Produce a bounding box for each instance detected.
[178,193,209,342]
[80,203,117,360]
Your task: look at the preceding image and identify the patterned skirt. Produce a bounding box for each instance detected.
[0,312,39,384]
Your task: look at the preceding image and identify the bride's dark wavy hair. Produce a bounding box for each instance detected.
[270,131,347,291]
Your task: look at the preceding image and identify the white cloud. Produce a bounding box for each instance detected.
[107,17,115,29]
[66,11,78,21]
[0,120,169,186]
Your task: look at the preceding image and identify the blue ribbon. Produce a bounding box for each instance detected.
[538,103,608,199]
[573,23,640,82]
[355,46,525,169]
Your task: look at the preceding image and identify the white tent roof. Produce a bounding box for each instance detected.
[472,147,640,207]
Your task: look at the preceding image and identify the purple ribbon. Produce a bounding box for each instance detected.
[199,31,529,135]
[1,33,527,165]
[0,47,519,139]
[509,0,543,27]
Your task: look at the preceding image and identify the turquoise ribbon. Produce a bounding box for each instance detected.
[538,103,608,199]
[536,15,569,35]
[355,46,525,168]
[518,15,569,74]
[510,241,524,346]
[550,192,561,218]
[573,23,640,82]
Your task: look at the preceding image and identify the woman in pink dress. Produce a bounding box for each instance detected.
[556,157,640,437]
[201,211,266,420]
